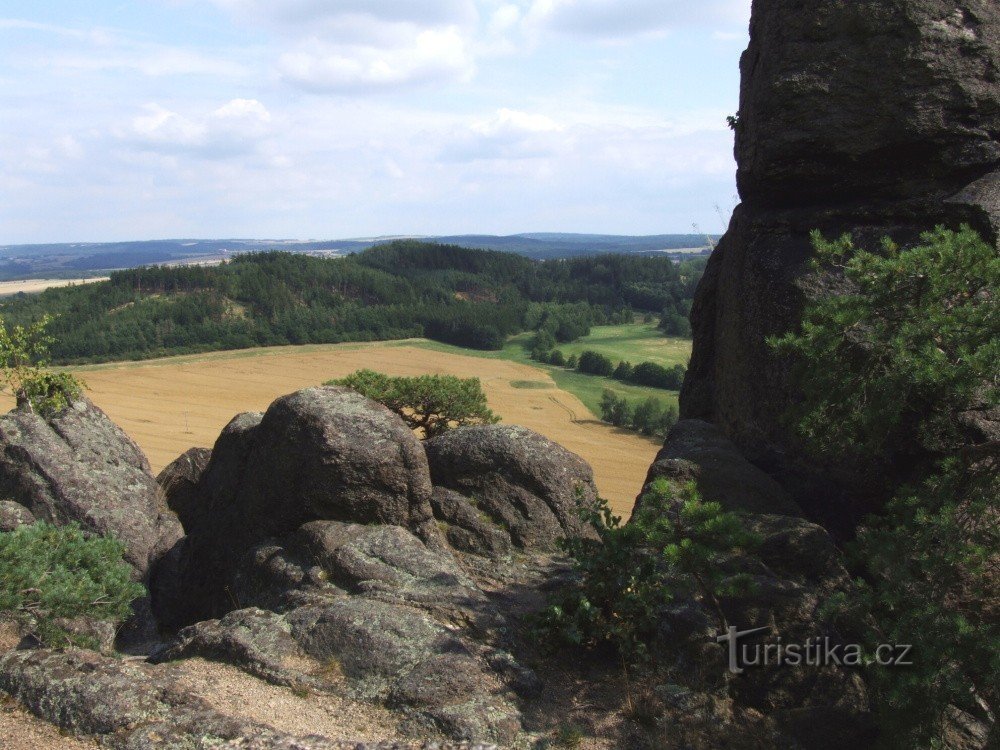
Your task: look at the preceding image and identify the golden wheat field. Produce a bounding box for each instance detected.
[2,342,662,517]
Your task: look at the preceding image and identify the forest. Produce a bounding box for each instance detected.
[0,241,705,364]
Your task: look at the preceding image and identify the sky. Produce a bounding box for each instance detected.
[0,1,751,244]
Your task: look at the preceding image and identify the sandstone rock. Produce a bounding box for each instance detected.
[424,425,599,553]
[153,387,441,627]
[0,398,182,581]
[682,0,1000,530]
[157,447,211,533]
[0,499,34,532]
[638,420,802,516]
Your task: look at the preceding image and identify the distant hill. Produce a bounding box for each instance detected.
[0,240,706,364]
[0,234,714,281]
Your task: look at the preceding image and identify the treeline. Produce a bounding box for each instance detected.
[600,390,679,438]
[530,334,686,391]
[0,242,704,364]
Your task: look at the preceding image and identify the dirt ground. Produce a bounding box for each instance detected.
[2,343,661,517]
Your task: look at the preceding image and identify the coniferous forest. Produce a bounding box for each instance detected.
[0,241,704,364]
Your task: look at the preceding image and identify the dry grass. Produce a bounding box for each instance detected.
[0,342,660,517]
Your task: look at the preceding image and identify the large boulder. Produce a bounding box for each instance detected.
[681,0,1000,531]
[154,387,442,628]
[424,425,599,554]
[156,447,211,533]
[0,398,181,581]
[638,420,802,517]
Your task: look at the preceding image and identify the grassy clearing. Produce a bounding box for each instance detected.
[414,322,691,418]
[510,380,555,389]
[549,322,691,369]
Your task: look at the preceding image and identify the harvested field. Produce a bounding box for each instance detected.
[1,342,660,517]
[0,277,108,297]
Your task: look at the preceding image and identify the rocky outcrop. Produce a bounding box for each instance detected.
[0,499,35,532]
[639,420,802,517]
[636,420,874,748]
[682,0,1000,530]
[424,425,599,553]
[153,387,443,627]
[156,447,211,533]
[0,648,495,749]
[0,398,182,580]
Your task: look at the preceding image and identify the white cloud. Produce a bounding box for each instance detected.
[125,99,272,158]
[48,47,248,78]
[442,108,564,161]
[278,26,474,91]
[525,0,751,38]
[208,0,478,30]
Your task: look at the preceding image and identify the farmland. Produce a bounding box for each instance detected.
[0,340,667,517]
[416,321,691,417]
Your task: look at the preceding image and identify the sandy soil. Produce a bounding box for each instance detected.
[0,277,108,296]
[172,658,418,743]
[0,697,100,750]
[2,343,659,516]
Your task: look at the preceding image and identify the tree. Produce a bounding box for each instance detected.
[612,361,634,382]
[599,389,631,427]
[771,226,999,746]
[659,311,691,338]
[0,314,83,415]
[548,349,566,367]
[0,522,144,648]
[577,350,614,377]
[536,479,759,660]
[565,354,578,369]
[330,369,500,438]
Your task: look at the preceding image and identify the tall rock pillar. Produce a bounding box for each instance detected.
[681,0,1000,530]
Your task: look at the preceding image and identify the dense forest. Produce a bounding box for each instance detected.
[0,241,705,364]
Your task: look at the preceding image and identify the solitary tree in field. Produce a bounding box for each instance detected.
[0,314,82,415]
[330,369,499,438]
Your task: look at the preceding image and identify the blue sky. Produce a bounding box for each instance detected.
[0,1,750,243]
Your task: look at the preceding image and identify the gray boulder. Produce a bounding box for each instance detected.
[0,398,182,581]
[638,420,802,516]
[424,425,599,553]
[156,447,211,533]
[153,387,442,628]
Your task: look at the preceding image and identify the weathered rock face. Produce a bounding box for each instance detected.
[682,0,1000,529]
[424,425,599,553]
[156,447,211,533]
[639,420,802,517]
[153,387,441,627]
[0,398,182,581]
[636,420,874,748]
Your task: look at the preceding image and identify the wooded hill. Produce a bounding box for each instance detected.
[0,240,704,364]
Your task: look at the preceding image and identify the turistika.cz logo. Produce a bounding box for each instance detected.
[715,626,913,675]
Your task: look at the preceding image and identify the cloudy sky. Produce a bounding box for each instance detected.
[0,1,750,244]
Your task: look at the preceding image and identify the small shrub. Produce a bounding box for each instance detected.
[0,314,84,416]
[536,480,759,661]
[0,522,144,648]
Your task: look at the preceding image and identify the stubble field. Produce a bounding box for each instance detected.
[3,341,664,517]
